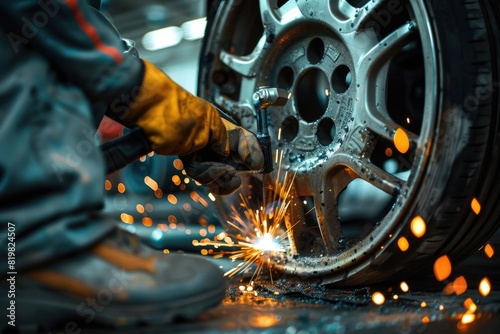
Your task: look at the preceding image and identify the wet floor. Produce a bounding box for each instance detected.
[75,231,500,334]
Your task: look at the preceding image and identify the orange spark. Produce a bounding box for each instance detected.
[461,313,475,325]
[464,298,477,312]
[479,277,491,297]
[410,216,426,238]
[372,292,385,305]
[196,166,297,283]
[433,255,452,281]
[397,237,409,252]
[117,183,126,194]
[453,276,467,295]
[142,217,153,227]
[484,244,494,258]
[120,213,134,224]
[167,194,178,205]
[394,128,410,154]
[144,176,158,191]
[471,198,481,215]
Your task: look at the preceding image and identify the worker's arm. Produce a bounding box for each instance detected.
[0,0,143,105]
[0,1,264,194]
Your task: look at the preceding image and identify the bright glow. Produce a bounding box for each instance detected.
[372,292,385,305]
[464,298,477,312]
[410,216,426,238]
[471,198,481,215]
[443,282,455,295]
[433,255,452,281]
[105,180,112,191]
[120,213,134,224]
[142,217,153,227]
[152,229,163,241]
[142,26,183,51]
[394,128,410,154]
[136,204,145,214]
[117,183,126,194]
[167,194,178,205]
[421,301,427,308]
[400,281,409,292]
[484,243,495,258]
[144,176,159,191]
[397,237,409,252]
[253,233,285,252]
[173,159,184,170]
[453,276,467,295]
[461,313,476,324]
[249,314,278,328]
[479,277,491,297]
[181,17,207,41]
[422,316,430,324]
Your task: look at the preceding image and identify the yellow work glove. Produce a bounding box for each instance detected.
[120,60,264,195]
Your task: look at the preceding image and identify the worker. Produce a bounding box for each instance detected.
[0,0,264,330]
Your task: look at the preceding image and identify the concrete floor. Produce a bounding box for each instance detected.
[75,230,500,334]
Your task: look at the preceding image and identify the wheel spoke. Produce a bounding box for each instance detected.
[220,35,267,77]
[358,22,417,76]
[277,0,304,26]
[329,0,358,22]
[344,154,404,196]
[259,0,281,28]
[357,22,419,143]
[350,0,386,32]
[310,164,355,252]
[365,108,419,145]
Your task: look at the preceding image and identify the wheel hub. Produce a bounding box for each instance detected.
[200,0,437,285]
[263,29,358,171]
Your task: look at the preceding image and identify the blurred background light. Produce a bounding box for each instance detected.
[181,17,207,41]
[142,26,183,51]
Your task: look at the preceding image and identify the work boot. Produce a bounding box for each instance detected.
[7,228,226,330]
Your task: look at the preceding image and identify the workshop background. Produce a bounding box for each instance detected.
[91,1,500,333]
[98,0,232,259]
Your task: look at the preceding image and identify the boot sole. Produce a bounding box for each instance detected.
[10,284,226,330]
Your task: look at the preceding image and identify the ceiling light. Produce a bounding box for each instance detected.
[142,26,183,51]
[181,17,207,41]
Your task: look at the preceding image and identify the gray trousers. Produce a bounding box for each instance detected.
[0,53,113,272]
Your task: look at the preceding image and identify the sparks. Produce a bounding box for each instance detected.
[197,161,297,284]
[372,292,385,305]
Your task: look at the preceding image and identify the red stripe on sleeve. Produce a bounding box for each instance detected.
[65,0,123,64]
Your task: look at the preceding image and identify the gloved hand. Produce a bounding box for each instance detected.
[180,118,264,195]
[118,60,264,195]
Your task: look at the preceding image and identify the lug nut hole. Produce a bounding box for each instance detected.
[281,116,299,142]
[278,66,294,90]
[307,38,325,64]
[332,65,352,94]
[317,118,336,146]
[296,68,330,123]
